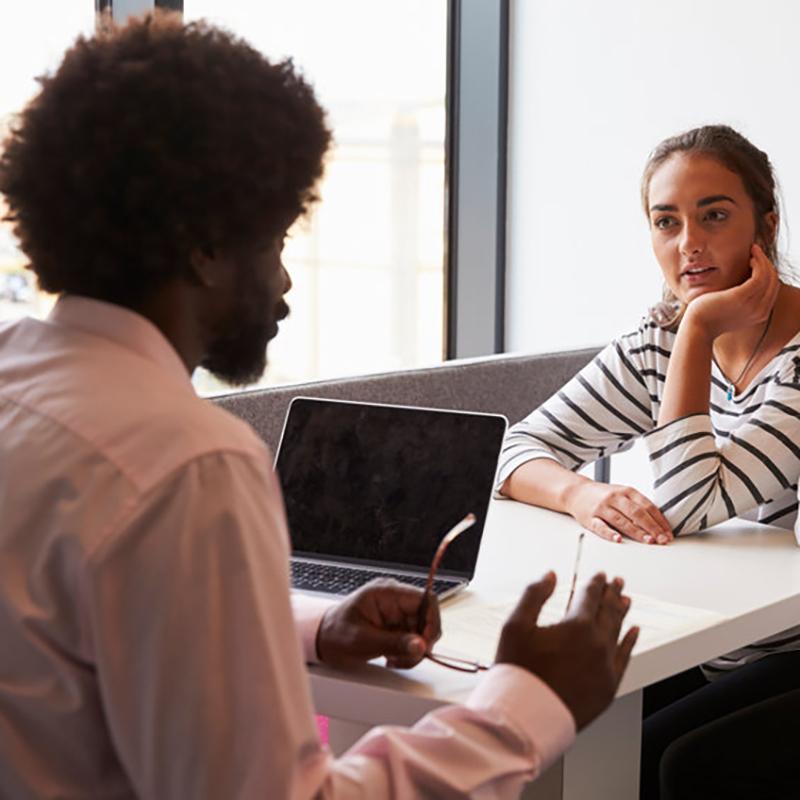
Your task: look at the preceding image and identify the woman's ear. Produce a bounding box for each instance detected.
[759,211,779,253]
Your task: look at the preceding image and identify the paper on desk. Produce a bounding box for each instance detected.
[435,589,727,666]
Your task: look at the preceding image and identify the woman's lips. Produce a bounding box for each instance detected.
[681,266,717,284]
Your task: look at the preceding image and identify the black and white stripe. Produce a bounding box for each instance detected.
[498,317,800,542]
[497,317,800,673]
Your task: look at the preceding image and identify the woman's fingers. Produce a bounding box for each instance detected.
[591,509,651,544]
[589,517,623,543]
[604,508,657,543]
[747,244,780,317]
[623,491,673,543]
[630,489,671,531]
[578,483,671,545]
[588,491,672,545]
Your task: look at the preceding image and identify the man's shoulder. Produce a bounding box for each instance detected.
[98,380,270,493]
[0,317,270,493]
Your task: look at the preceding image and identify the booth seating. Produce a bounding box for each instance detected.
[212,348,609,482]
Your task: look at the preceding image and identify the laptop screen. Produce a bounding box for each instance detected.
[275,398,507,578]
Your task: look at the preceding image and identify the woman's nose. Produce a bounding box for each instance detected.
[679,220,705,257]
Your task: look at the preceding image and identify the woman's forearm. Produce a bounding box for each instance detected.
[500,458,591,515]
[658,313,713,426]
[502,456,672,543]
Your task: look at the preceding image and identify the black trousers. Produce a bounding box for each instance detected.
[640,651,800,800]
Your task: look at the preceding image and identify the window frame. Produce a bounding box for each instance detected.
[445,0,509,359]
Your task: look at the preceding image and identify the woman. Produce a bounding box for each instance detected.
[498,125,800,798]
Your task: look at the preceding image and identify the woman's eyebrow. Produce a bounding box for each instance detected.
[649,194,737,213]
[697,194,736,207]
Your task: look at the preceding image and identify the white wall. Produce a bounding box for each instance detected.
[507,0,800,354]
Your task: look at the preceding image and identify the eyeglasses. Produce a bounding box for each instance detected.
[417,512,491,673]
[416,523,587,673]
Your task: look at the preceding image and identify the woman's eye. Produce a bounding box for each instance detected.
[704,208,728,222]
[653,217,675,231]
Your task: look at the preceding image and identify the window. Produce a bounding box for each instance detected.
[0,3,95,322]
[0,2,448,393]
[185,1,448,393]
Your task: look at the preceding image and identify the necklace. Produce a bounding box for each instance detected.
[713,309,774,401]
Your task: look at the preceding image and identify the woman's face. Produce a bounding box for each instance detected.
[647,153,771,305]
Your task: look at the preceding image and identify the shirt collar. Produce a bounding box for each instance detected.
[48,295,193,389]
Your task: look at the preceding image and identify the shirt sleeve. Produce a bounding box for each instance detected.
[496,330,656,489]
[84,450,575,799]
[292,593,337,664]
[645,363,800,536]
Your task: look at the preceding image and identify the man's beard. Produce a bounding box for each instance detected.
[201,298,288,387]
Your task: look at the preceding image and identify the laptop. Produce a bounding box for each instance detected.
[275,397,507,599]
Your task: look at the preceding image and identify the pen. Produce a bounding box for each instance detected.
[565,531,586,614]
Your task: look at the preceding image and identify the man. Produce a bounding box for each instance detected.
[0,15,637,798]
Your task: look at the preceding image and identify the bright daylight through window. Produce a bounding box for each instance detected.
[0,2,448,395]
[186,0,448,394]
[0,4,95,325]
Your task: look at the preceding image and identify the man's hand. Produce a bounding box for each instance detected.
[495,572,638,730]
[316,579,441,669]
[564,479,673,544]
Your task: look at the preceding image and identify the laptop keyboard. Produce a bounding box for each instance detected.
[291,560,461,596]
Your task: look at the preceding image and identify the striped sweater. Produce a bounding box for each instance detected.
[498,316,800,673]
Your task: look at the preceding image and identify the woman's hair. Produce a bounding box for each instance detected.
[0,13,331,307]
[640,125,782,328]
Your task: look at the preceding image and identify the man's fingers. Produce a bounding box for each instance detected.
[386,649,427,670]
[361,578,424,614]
[363,629,427,663]
[420,598,442,646]
[378,580,431,611]
[509,572,558,626]
[360,579,442,644]
[571,572,607,620]
[595,581,630,642]
[614,626,640,680]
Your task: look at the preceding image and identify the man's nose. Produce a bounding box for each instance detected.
[282,265,292,294]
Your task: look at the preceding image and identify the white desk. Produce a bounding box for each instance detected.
[309,500,800,799]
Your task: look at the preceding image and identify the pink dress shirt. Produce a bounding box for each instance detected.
[0,295,574,799]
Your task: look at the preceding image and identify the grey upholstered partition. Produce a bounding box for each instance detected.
[212,349,602,462]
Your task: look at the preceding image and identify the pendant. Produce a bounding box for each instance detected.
[727,383,734,401]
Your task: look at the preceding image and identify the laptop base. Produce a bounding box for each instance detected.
[290,558,464,598]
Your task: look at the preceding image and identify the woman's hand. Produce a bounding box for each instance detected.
[684,244,780,341]
[564,479,673,544]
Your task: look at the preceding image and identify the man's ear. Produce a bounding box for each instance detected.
[188,246,219,288]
